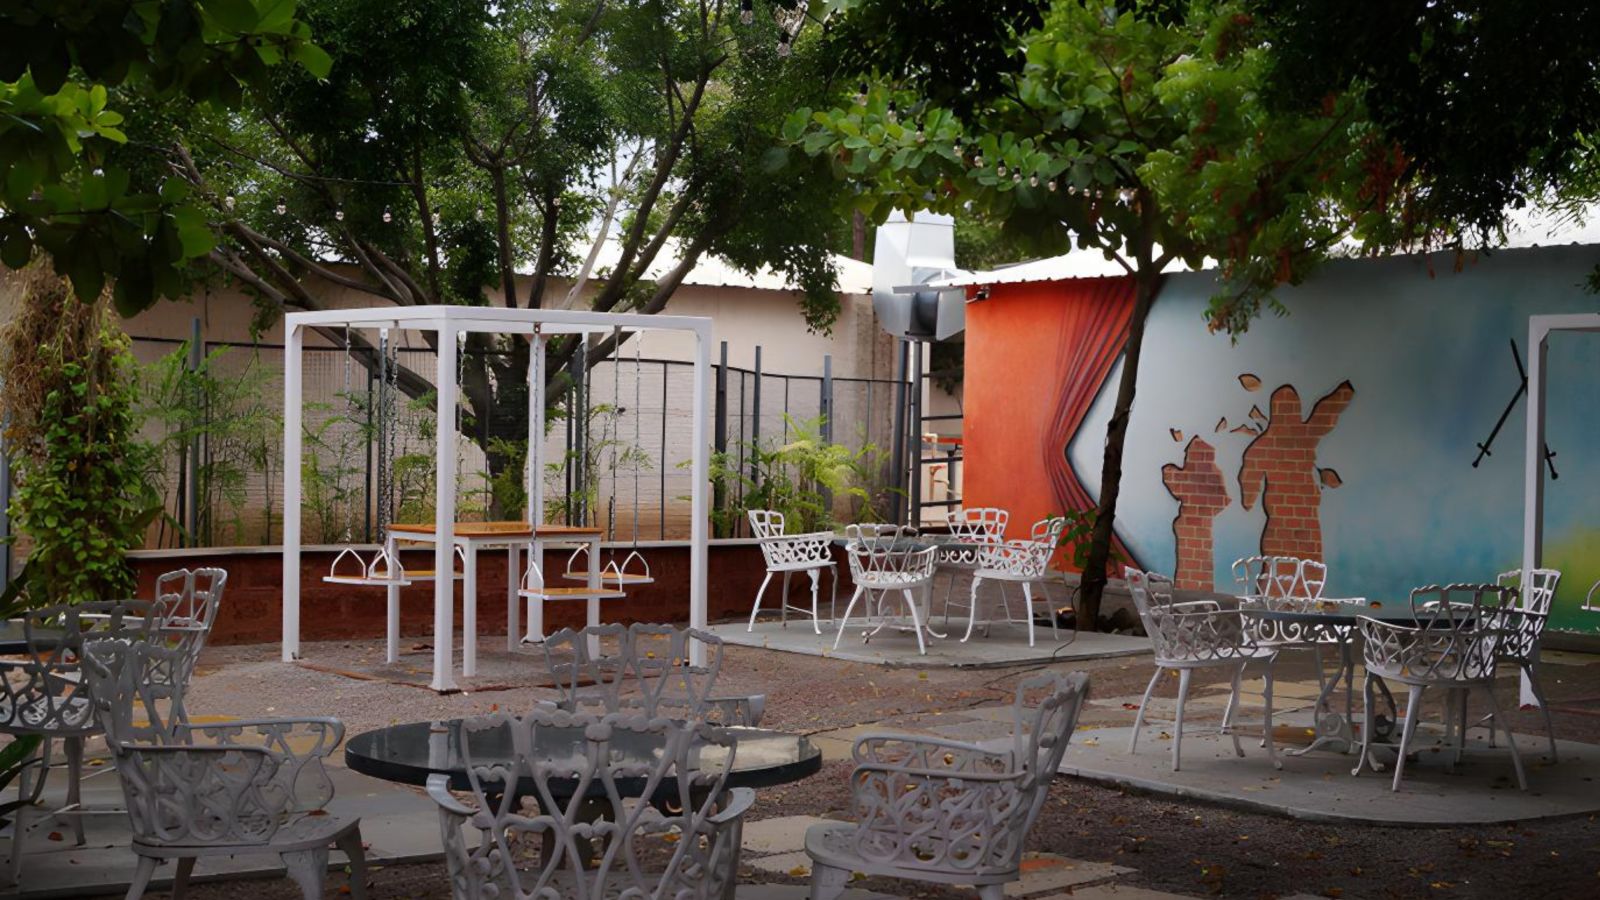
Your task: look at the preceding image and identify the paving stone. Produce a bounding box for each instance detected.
[1041,884,1203,899]
[748,850,816,878]
[712,623,1150,669]
[742,816,830,856]
[735,885,900,900]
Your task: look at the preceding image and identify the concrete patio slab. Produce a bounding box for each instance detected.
[711,622,1150,669]
[0,761,438,899]
[741,815,831,856]
[748,851,1132,898]
[1044,886,1204,900]
[1055,725,1600,826]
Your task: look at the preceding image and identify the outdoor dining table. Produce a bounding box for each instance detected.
[344,718,822,802]
[0,621,63,655]
[1240,599,1470,758]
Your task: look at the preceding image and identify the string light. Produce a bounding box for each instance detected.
[997,164,1006,177]
[382,208,392,223]
[740,0,753,25]
[973,154,984,167]
[777,32,792,57]
[1029,174,1038,187]
[335,209,345,221]
[475,207,484,221]
[886,101,897,123]
[224,195,236,210]
[1012,172,1021,184]
[1047,180,1058,192]
[275,198,287,215]
[857,82,868,105]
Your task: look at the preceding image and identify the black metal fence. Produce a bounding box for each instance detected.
[128,335,919,548]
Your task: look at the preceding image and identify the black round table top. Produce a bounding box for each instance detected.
[1242,599,1476,627]
[0,621,64,655]
[345,719,822,799]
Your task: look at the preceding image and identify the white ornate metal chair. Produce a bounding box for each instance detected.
[0,600,150,881]
[1354,583,1526,792]
[834,524,939,655]
[1482,568,1561,760]
[150,567,227,682]
[805,671,1090,900]
[1231,555,1334,762]
[429,708,753,900]
[541,624,765,726]
[82,638,366,900]
[936,507,1008,624]
[956,517,1069,647]
[1125,567,1272,771]
[747,510,838,634]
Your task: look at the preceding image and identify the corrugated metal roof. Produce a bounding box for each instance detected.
[554,235,874,295]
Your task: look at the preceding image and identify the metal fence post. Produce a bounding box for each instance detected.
[186,318,202,546]
[713,342,728,533]
[820,354,834,516]
[750,346,762,489]
[889,339,909,525]
[909,340,923,527]
[0,409,10,587]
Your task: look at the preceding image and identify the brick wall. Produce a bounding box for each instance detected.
[1161,438,1230,589]
[128,542,806,646]
[1237,381,1355,562]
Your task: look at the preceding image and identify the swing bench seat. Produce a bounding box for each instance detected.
[323,573,414,587]
[518,586,628,601]
[560,572,656,586]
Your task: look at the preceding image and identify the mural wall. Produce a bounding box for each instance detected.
[966,245,1600,636]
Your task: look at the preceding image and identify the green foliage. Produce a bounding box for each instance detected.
[299,398,369,543]
[788,1,1425,334]
[0,0,329,310]
[140,344,283,545]
[705,415,885,538]
[543,403,648,527]
[0,272,160,605]
[1053,507,1124,574]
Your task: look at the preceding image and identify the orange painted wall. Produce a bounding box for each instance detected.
[963,276,1138,567]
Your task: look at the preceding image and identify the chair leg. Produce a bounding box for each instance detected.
[1223,664,1244,757]
[171,857,196,900]
[1173,668,1193,772]
[781,571,793,626]
[1022,582,1036,647]
[336,825,371,900]
[1523,661,1559,762]
[1353,672,1376,777]
[1040,580,1059,640]
[942,570,957,629]
[1263,659,1280,769]
[1481,684,1528,790]
[903,590,927,655]
[1391,685,1425,792]
[9,748,34,885]
[1129,669,1162,755]
[810,861,851,900]
[125,855,158,900]
[806,569,822,635]
[63,736,85,845]
[829,565,838,622]
[833,587,865,650]
[282,846,330,900]
[962,577,983,642]
[747,571,774,631]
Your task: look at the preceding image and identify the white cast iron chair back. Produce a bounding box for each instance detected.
[1125,567,1269,770]
[81,638,367,899]
[962,517,1069,646]
[541,624,764,726]
[1354,583,1526,791]
[746,509,838,634]
[151,567,227,681]
[1486,568,1562,758]
[938,507,1009,569]
[1229,556,1335,742]
[0,601,151,880]
[804,671,1090,900]
[430,708,754,900]
[835,525,938,655]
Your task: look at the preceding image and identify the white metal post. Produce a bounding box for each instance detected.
[526,333,546,644]
[1521,319,1549,707]
[282,323,304,661]
[432,326,460,692]
[689,325,711,666]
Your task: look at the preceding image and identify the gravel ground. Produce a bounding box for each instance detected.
[172,632,1600,900]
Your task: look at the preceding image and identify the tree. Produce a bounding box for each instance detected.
[795,0,1426,626]
[145,0,851,513]
[0,0,330,311]
[1256,1,1600,249]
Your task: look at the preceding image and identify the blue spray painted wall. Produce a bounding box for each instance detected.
[1069,245,1600,634]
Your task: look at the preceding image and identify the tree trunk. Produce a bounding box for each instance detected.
[1076,268,1163,630]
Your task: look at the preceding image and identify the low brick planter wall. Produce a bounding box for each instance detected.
[128,541,781,646]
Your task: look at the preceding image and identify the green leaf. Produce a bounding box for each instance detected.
[201,0,260,33]
[171,205,215,258]
[290,42,333,79]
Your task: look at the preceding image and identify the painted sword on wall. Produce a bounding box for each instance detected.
[1472,339,1558,479]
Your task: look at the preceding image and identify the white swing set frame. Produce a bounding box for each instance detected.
[281,306,714,692]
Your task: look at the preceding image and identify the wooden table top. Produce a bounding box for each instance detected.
[388,522,604,538]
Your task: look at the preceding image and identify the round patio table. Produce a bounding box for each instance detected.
[1242,599,1477,758]
[0,621,64,655]
[345,719,822,801]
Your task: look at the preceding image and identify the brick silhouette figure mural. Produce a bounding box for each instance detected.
[1162,437,1230,589]
[1237,380,1356,561]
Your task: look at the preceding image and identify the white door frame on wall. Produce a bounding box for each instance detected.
[1522,312,1600,705]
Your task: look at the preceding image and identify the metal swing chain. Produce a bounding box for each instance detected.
[604,327,621,545]
[340,327,354,544]
[633,331,643,547]
[377,329,398,540]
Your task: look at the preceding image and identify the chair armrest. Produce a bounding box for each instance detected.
[852,732,1013,772]
[427,772,475,817]
[706,786,756,827]
[1169,599,1223,612]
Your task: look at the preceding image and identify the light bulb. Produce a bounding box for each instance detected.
[224,195,236,210]
[997,164,1006,177]
[915,129,925,142]
[275,199,287,215]
[475,207,484,221]
[382,208,392,223]
[741,9,754,25]
[974,155,984,167]
[886,102,897,123]
[777,38,791,57]
[1012,173,1021,183]
[1029,174,1038,187]
[335,209,345,221]
[1047,180,1058,192]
